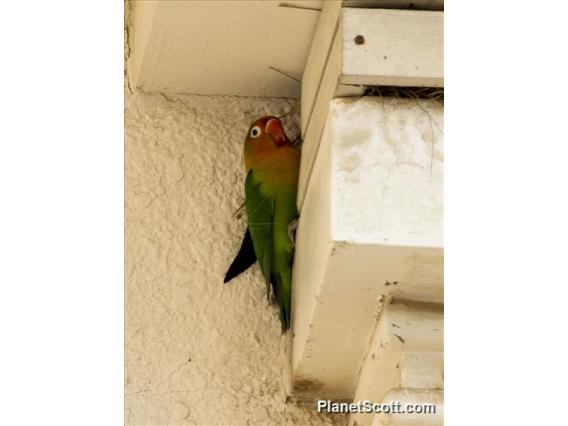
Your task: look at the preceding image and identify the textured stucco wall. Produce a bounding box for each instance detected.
[125,90,342,425]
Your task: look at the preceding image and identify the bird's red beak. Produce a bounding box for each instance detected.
[266,118,288,146]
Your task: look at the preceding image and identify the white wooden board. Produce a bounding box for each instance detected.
[291,98,443,399]
[299,6,443,209]
[342,8,444,86]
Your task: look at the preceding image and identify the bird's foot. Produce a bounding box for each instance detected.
[288,219,299,247]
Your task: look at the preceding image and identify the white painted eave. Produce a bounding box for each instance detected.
[128,0,444,98]
[129,0,323,98]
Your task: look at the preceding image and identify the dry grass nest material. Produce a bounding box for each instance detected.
[363,85,444,104]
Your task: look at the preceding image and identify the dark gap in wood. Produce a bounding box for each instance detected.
[362,85,444,103]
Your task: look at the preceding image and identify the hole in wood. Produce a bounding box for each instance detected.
[354,34,365,45]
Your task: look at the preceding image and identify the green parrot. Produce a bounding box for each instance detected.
[224,116,300,331]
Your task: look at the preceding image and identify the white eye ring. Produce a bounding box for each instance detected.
[250,126,261,138]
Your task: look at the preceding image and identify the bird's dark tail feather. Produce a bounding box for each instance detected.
[273,275,291,332]
[279,302,291,332]
[224,228,257,284]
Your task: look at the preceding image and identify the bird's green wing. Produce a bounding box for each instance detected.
[245,170,274,302]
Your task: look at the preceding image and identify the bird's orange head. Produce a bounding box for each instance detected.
[245,116,290,148]
[243,116,299,173]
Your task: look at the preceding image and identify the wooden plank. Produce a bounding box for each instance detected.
[299,7,443,208]
[292,98,443,400]
[300,0,342,135]
[341,8,443,87]
[298,27,342,208]
[349,302,443,426]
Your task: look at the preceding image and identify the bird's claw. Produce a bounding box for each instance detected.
[288,219,299,247]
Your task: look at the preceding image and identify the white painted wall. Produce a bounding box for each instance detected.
[124,89,342,425]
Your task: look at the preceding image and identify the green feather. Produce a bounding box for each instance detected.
[245,170,297,330]
[245,171,273,276]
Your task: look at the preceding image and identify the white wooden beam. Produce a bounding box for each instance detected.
[341,8,444,87]
[348,301,443,426]
[301,0,343,135]
[291,97,443,399]
[299,6,443,208]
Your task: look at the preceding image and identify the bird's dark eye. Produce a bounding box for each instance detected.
[250,126,261,138]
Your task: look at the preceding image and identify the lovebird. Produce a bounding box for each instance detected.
[224,116,300,331]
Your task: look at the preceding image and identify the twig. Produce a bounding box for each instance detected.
[278,2,321,12]
[268,66,301,84]
[231,200,246,219]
